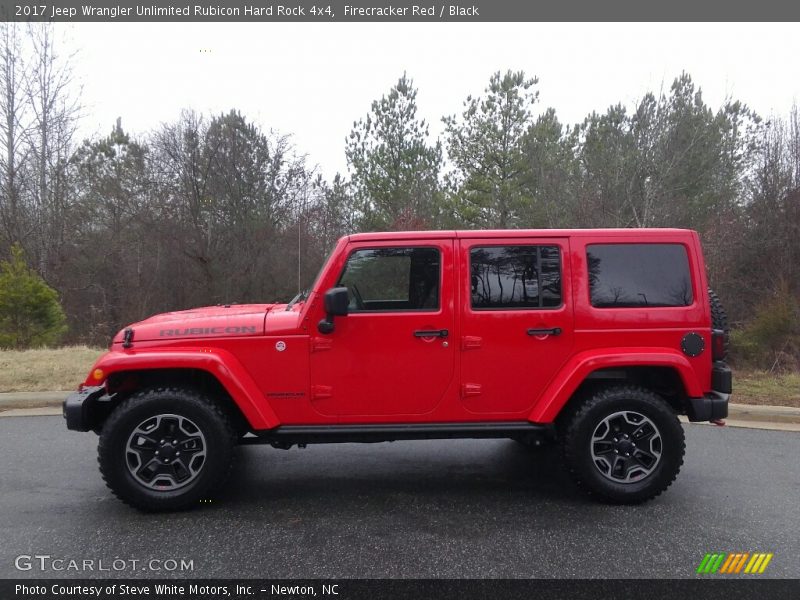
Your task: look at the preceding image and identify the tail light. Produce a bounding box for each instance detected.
[711,329,727,361]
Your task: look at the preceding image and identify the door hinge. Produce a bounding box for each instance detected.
[311,337,333,352]
[461,383,482,398]
[461,335,482,350]
[311,385,333,400]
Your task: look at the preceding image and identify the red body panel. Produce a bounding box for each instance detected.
[85,347,280,429]
[309,239,456,418]
[110,304,274,343]
[458,236,574,415]
[84,228,714,430]
[529,348,704,423]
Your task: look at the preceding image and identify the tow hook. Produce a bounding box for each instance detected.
[711,419,726,427]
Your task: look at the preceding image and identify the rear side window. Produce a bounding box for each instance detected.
[470,246,562,309]
[587,244,693,308]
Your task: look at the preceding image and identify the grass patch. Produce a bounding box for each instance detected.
[732,370,800,408]
[0,346,104,392]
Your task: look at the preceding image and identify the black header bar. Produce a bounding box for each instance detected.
[3,579,800,600]
[1,0,799,22]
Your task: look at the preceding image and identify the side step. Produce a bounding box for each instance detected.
[244,421,554,446]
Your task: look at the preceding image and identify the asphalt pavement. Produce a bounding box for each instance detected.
[1,416,798,579]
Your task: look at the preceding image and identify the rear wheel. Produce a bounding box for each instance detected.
[560,385,685,504]
[98,387,236,512]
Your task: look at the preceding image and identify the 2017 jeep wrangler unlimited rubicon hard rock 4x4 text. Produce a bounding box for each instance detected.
[64,229,731,511]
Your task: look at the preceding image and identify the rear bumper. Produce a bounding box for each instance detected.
[712,361,732,394]
[687,362,732,422]
[63,386,106,432]
[687,391,729,422]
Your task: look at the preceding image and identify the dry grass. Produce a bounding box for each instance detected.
[733,370,800,408]
[0,346,104,392]
[0,347,797,408]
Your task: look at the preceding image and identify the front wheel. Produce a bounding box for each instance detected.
[98,387,236,512]
[560,386,685,504]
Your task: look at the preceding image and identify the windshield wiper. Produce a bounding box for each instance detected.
[285,289,308,311]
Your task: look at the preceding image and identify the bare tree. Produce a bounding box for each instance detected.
[23,23,80,278]
[0,22,29,248]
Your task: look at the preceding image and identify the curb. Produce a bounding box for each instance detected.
[728,403,800,424]
[0,391,72,410]
[0,392,798,427]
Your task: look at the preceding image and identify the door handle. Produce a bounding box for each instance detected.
[527,327,562,336]
[414,329,449,338]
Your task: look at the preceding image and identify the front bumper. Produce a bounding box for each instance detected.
[63,386,106,432]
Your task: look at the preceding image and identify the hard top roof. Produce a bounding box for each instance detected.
[347,228,695,242]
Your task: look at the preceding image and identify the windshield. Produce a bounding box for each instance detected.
[285,243,336,310]
[308,244,336,294]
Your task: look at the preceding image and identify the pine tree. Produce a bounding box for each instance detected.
[346,74,442,230]
[443,70,538,228]
[0,243,67,348]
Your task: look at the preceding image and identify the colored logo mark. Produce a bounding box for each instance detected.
[696,552,773,574]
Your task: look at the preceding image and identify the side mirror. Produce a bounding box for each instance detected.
[324,287,350,316]
[318,287,349,334]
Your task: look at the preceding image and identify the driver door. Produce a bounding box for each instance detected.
[309,240,455,419]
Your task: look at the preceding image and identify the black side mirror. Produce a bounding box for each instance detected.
[324,287,350,316]
[318,287,349,333]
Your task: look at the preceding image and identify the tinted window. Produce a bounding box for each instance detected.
[471,246,562,309]
[338,247,440,311]
[587,244,693,308]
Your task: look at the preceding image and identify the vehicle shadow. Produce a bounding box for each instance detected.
[213,439,584,509]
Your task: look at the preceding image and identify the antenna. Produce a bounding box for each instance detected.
[297,207,301,295]
[297,182,308,295]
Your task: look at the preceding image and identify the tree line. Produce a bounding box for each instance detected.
[0,24,797,369]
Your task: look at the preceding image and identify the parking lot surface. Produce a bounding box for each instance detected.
[1,416,798,578]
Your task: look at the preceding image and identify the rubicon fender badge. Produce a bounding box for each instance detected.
[275,341,286,352]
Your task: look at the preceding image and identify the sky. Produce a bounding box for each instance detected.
[63,22,800,178]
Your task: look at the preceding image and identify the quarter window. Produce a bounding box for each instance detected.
[587,243,693,308]
[337,247,440,312]
[470,246,562,309]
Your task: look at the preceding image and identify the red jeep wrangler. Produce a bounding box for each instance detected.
[65,229,731,511]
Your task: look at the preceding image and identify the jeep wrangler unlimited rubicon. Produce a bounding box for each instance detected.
[64,229,731,511]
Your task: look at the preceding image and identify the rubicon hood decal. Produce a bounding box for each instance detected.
[113,304,274,342]
[159,325,258,337]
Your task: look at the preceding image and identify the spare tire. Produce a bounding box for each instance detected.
[708,288,729,359]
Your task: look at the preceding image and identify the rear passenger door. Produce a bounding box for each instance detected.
[459,238,573,416]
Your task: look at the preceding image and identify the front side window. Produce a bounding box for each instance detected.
[587,243,693,308]
[337,247,440,311]
[470,246,562,309]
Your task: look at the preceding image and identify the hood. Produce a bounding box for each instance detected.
[112,304,276,344]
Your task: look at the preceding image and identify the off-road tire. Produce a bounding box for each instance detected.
[98,387,236,512]
[708,287,729,359]
[560,385,685,504]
